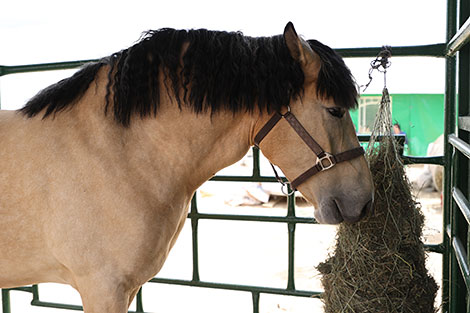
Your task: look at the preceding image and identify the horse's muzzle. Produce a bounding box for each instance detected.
[344,198,374,224]
[315,196,374,224]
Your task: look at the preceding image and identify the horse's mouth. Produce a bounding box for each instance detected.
[314,200,344,224]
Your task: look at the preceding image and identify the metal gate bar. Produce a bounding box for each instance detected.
[444,0,470,311]
[0,44,448,79]
[1,44,449,312]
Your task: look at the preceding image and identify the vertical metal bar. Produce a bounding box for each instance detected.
[286,187,296,291]
[1,290,10,313]
[287,222,296,291]
[190,195,200,282]
[458,2,470,312]
[287,186,295,218]
[468,227,470,313]
[135,288,144,312]
[31,285,39,303]
[444,1,458,312]
[251,291,260,313]
[449,149,462,313]
[451,185,467,313]
[252,147,261,178]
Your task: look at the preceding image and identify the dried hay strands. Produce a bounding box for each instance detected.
[317,87,438,313]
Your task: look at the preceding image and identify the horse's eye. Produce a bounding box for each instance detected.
[327,107,344,118]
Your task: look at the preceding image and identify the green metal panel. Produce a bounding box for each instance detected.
[442,2,457,313]
[444,0,470,312]
[352,94,445,156]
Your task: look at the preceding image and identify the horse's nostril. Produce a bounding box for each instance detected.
[339,198,374,224]
[362,199,374,218]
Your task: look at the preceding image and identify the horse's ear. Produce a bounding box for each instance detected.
[284,22,303,60]
[283,22,321,80]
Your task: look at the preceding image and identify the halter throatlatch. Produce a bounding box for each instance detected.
[254,108,365,192]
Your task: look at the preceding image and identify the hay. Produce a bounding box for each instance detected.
[317,88,438,313]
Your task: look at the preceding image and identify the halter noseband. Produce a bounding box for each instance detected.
[254,107,365,192]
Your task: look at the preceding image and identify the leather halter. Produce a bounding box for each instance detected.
[254,108,365,191]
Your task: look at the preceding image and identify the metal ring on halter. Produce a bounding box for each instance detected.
[316,152,335,171]
[281,182,295,196]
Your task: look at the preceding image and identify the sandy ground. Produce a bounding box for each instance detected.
[1,162,444,313]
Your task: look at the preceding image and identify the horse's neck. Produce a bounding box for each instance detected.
[55,70,255,202]
[122,105,254,195]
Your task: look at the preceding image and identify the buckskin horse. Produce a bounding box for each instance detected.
[0,22,373,312]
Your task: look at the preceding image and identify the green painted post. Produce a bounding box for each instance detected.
[252,147,261,179]
[1,290,10,313]
[190,195,200,282]
[444,1,458,312]
[251,291,260,313]
[135,288,144,312]
[31,284,39,302]
[456,2,470,312]
[286,188,296,291]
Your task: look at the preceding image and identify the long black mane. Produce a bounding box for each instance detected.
[21,28,357,126]
[308,39,358,111]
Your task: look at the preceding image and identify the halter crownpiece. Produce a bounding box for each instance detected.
[254,107,365,191]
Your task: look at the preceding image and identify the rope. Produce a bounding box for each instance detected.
[362,46,392,91]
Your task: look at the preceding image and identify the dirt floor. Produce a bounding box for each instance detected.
[1,164,444,313]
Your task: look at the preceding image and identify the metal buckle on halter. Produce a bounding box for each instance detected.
[316,153,335,171]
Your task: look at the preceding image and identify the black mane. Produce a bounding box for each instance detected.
[308,40,358,110]
[21,28,357,126]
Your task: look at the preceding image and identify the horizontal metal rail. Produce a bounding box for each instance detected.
[451,235,470,290]
[188,211,316,224]
[449,133,470,159]
[445,221,470,293]
[2,284,144,313]
[337,43,446,58]
[447,16,470,56]
[149,277,320,298]
[403,155,444,165]
[0,44,448,78]
[29,300,82,312]
[28,300,148,313]
[459,116,470,132]
[425,243,445,254]
[210,175,284,183]
[0,59,96,77]
[452,187,470,224]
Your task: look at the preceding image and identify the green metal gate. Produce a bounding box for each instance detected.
[1,1,469,311]
[444,0,470,312]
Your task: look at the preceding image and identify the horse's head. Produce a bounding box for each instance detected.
[254,23,373,224]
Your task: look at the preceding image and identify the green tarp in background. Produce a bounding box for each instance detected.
[351,94,444,156]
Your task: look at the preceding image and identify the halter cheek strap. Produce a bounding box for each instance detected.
[254,110,365,191]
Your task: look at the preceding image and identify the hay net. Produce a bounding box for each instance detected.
[317,49,438,313]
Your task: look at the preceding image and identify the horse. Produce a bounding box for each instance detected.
[0,22,373,312]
